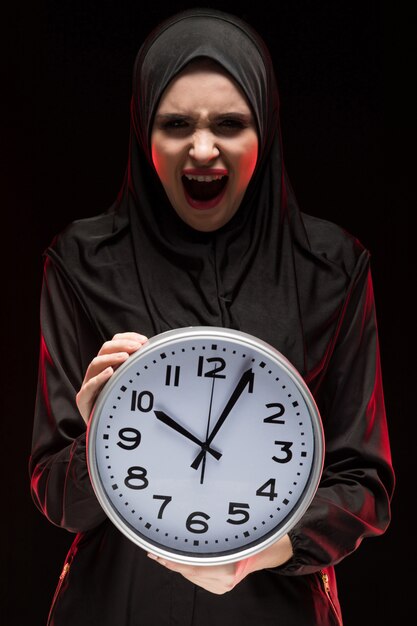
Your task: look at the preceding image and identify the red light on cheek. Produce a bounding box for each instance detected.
[150,143,171,186]
[151,144,160,173]
[237,145,258,194]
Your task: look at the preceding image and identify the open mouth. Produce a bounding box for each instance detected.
[182,173,228,209]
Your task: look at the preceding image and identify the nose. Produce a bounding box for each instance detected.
[189,130,219,163]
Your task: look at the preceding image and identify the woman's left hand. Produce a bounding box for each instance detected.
[147,533,293,594]
[147,555,239,594]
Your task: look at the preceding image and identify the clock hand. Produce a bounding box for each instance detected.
[200,375,216,485]
[191,368,254,470]
[154,410,222,460]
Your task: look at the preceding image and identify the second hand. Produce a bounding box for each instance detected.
[200,376,216,485]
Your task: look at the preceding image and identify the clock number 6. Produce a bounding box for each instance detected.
[186,511,210,534]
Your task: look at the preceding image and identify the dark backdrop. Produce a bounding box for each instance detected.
[2,1,413,625]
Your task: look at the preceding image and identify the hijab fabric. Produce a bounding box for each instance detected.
[116,9,315,371]
[54,8,356,384]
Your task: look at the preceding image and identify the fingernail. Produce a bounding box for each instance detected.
[147,553,166,566]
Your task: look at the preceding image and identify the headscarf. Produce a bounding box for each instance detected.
[122,9,309,359]
[52,8,360,382]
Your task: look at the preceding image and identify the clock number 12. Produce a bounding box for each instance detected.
[197,357,226,379]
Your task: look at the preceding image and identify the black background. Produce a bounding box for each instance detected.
[1,1,414,625]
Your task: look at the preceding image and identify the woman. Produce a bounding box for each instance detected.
[30,8,394,626]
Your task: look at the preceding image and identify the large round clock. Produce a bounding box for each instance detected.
[87,326,324,565]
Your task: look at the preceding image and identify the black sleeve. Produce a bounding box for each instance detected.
[279,251,395,575]
[29,257,108,532]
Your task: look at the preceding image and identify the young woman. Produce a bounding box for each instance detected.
[30,9,394,625]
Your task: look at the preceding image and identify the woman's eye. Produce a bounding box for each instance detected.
[161,118,189,131]
[217,118,247,133]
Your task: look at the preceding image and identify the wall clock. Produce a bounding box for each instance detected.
[87,326,324,565]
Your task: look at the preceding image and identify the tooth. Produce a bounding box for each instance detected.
[184,174,225,182]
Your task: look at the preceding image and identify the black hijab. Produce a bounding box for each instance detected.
[51,8,360,384]
[124,9,308,347]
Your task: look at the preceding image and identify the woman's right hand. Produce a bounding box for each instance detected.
[76,332,148,424]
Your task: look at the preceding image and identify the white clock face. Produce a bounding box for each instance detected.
[87,327,323,565]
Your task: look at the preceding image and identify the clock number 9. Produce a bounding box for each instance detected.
[117,428,141,450]
[186,511,210,534]
[124,466,149,490]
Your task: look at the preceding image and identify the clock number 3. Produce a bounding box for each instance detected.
[272,441,293,463]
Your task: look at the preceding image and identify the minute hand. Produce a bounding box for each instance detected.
[191,368,254,470]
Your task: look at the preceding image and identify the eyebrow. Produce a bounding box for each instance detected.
[154,111,254,123]
[154,113,192,121]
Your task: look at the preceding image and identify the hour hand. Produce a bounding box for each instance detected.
[154,410,222,461]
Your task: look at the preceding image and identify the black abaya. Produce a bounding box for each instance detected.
[30,9,394,625]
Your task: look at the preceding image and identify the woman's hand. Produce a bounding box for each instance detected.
[147,533,293,595]
[147,557,238,595]
[76,332,148,424]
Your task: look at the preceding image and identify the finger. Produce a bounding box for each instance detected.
[83,352,130,383]
[112,332,148,342]
[146,554,216,576]
[146,554,188,572]
[97,339,143,356]
[96,338,147,358]
[77,366,114,424]
[147,553,167,566]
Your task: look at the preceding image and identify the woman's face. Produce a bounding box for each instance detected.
[151,61,258,232]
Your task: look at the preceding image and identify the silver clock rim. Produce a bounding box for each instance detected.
[87,326,324,566]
